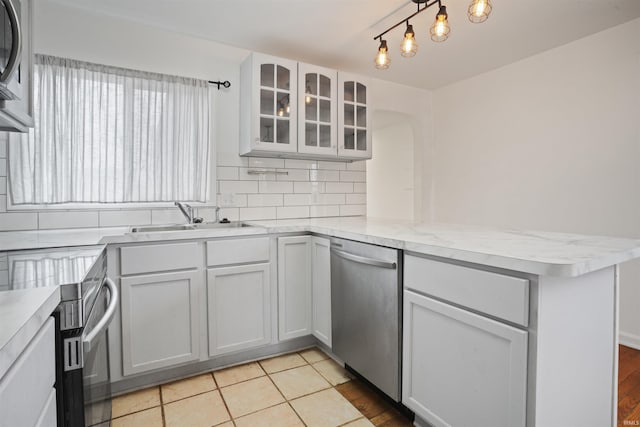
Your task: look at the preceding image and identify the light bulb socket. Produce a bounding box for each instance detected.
[437,5,448,19]
[378,39,388,52]
[374,39,390,69]
[404,23,415,39]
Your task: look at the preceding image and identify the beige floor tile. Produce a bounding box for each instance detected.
[164,390,230,427]
[259,352,307,373]
[220,376,285,418]
[161,373,217,403]
[215,423,235,427]
[214,361,265,387]
[290,388,362,427]
[312,359,353,386]
[111,387,160,418]
[299,347,329,364]
[270,365,331,399]
[234,403,304,427]
[111,407,162,427]
[343,418,376,427]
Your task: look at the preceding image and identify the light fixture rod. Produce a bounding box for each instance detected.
[373,0,441,41]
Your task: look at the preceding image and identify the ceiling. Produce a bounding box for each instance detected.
[51,0,640,90]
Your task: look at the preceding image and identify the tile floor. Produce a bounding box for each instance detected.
[108,347,413,427]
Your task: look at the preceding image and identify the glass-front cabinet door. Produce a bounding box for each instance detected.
[240,53,298,154]
[338,73,372,160]
[297,63,337,156]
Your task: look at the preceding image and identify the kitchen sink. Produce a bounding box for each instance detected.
[130,222,252,233]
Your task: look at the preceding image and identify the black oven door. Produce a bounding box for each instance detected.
[82,277,118,426]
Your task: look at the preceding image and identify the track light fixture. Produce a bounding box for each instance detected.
[373,0,493,69]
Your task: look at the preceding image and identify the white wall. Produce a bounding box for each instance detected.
[430,18,640,346]
[0,0,428,230]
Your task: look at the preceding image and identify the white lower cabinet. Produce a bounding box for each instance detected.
[207,264,271,356]
[403,290,528,427]
[121,270,201,376]
[311,236,331,347]
[278,236,313,340]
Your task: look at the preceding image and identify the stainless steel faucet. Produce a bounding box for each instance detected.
[174,202,203,224]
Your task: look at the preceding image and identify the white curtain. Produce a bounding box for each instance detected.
[9,55,210,204]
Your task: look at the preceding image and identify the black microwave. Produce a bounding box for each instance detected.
[0,0,23,101]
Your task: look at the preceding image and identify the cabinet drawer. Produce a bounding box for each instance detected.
[121,242,199,275]
[404,254,529,326]
[0,318,55,427]
[207,237,270,267]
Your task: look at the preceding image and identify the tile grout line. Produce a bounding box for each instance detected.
[210,370,234,425]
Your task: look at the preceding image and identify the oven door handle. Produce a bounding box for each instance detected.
[1,0,22,83]
[82,277,118,353]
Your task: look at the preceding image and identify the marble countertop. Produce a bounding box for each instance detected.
[0,287,60,380]
[1,217,639,277]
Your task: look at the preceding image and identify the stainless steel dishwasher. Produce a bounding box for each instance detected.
[330,237,402,401]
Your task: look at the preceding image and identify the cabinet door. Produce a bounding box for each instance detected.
[121,271,200,375]
[311,236,331,347]
[207,264,271,356]
[298,63,338,156]
[245,53,298,153]
[403,290,527,427]
[338,72,372,160]
[278,236,312,340]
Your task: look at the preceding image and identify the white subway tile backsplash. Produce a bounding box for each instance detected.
[196,207,223,222]
[0,195,5,212]
[239,206,277,221]
[277,206,309,219]
[0,213,38,231]
[151,209,186,225]
[340,171,366,182]
[340,204,366,216]
[284,193,345,206]
[317,161,346,171]
[217,167,239,181]
[39,211,99,229]
[239,168,276,181]
[99,210,151,227]
[325,182,353,193]
[310,205,340,217]
[294,182,324,194]
[277,169,309,181]
[346,161,367,171]
[217,152,248,168]
[248,194,283,207]
[259,181,294,194]
[0,177,5,195]
[346,193,367,204]
[310,170,340,182]
[218,207,240,222]
[220,180,259,194]
[249,157,285,168]
[354,183,367,193]
[217,193,248,208]
[284,159,317,169]
[0,159,6,176]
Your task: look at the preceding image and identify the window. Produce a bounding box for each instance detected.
[8,55,211,206]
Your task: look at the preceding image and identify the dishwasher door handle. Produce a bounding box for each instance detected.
[331,248,397,269]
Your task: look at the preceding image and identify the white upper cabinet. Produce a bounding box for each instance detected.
[240,53,371,161]
[297,63,337,157]
[240,53,298,155]
[338,73,372,160]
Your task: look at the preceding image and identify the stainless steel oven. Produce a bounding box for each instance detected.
[0,0,23,100]
[7,246,117,426]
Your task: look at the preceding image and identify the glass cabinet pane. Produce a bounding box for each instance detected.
[261,64,274,87]
[260,89,274,115]
[306,73,318,96]
[260,118,274,143]
[344,82,354,102]
[356,106,366,127]
[344,104,354,126]
[319,99,331,123]
[276,66,290,90]
[319,75,330,98]
[306,97,317,121]
[356,83,366,103]
[305,123,318,147]
[344,128,355,150]
[319,125,331,147]
[276,119,290,144]
[276,92,290,118]
[357,130,367,150]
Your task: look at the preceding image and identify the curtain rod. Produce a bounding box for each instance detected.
[208,80,231,89]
